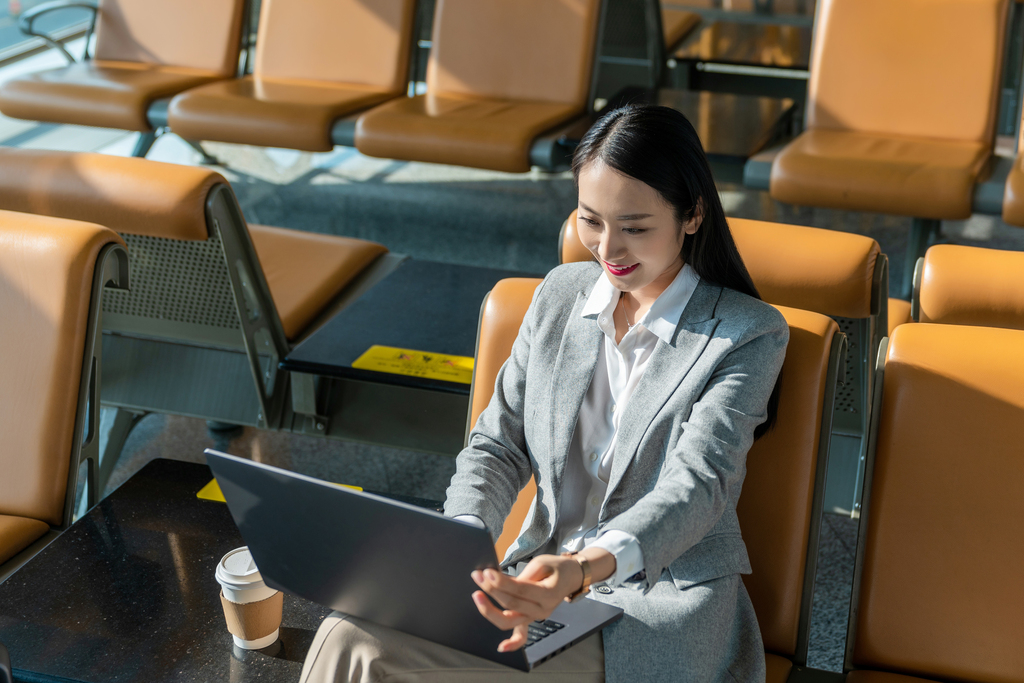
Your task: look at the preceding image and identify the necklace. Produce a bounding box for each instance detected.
[619,295,639,330]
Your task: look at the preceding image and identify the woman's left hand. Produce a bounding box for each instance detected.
[470,554,588,652]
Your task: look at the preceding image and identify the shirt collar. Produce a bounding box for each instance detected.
[581,264,701,345]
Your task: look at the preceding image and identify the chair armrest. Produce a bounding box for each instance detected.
[0,641,12,683]
[18,0,98,64]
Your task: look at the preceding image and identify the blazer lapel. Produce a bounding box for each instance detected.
[547,291,602,503]
[604,281,723,499]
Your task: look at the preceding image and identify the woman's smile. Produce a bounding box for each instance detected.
[603,261,639,276]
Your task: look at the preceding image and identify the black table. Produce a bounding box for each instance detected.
[0,460,332,683]
[281,259,534,395]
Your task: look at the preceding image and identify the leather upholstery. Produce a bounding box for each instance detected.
[854,324,1024,680]
[168,0,415,151]
[0,0,244,131]
[356,96,580,172]
[739,306,839,657]
[0,62,226,132]
[169,78,397,151]
[0,210,124,526]
[765,654,795,683]
[917,244,1024,330]
[770,129,990,220]
[1000,150,1024,225]
[0,515,49,566]
[561,210,881,319]
[662,9,701,50]
[846,672,941,683]
[356,0,600,172]
[887,298,912,337]
[93,0,245,74]
[248,225,387,341]
[0,148,222,241]
[470,278,543,561]
[771,0,1007,219]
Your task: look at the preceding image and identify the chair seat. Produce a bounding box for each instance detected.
[662,8,701,51]
[248,224,387,341]
[0,60,225,132]
[355,94,582,173]
[1000,150,1024,226]
[770,128,989,220]
[846,671,941,683]
[765,654,794,683]
[888,298,912,336]
[0,515,48,566]
[168,76,399,152]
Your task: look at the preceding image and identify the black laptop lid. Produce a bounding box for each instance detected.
[205,450,530,668]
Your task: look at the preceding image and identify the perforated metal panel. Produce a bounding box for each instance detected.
[102,232,239,331]
[831,316,866,436]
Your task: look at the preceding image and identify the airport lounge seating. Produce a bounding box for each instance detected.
[167,0,417,152]
[0,148,389,496]
[470,278,847,682]
[0,209,128,583]
[768,0,1010,298]
[910,244,1024,330]
[0,0,247,158]
[662,8,701,53]
[355,0,603,173]
[845,323,1024,681]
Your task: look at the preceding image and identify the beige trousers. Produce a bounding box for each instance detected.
[300,612,605,683]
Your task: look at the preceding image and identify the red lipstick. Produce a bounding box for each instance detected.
[604,261,639,276]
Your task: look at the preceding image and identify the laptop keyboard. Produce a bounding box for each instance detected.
[526,619,565,646]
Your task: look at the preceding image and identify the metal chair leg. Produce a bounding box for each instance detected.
[901,218,940,299]
[182,139,221,166]
[95,408,148,500]
[131,131,158,158]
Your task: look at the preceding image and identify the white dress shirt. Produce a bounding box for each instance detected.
[463,263,700,587]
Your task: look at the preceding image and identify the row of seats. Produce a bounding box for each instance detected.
[0,0,701,173]
[754,0,1020,299]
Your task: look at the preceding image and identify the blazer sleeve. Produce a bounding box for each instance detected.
[601,308,789,592]
[442,277,547,541]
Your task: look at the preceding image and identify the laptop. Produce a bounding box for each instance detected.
[205,449,623,672]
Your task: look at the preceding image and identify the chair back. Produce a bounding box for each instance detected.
[0,149,289,429]
[93,0,246,75]
[426,0,601,106]
[738,305,844,664]
[849,324,1024,680]
[254,0,416,93]
[806,0,1008,144]
[0,211,127,527]
[469,278,543,560]
[912,244,1024,331]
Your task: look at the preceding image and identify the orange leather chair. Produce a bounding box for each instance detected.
[0,148,389,495]
[0,210,128,582]
[355,0,602,173]
[662,8,701,53]
[168,0,416,152]
[0,0,246,157]
[469,278,847,682]
[769,0,1010,298]
[846,323,1024,681]
[909,244,1024,331]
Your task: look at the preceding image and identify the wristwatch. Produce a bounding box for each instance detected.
[561,551,592,603]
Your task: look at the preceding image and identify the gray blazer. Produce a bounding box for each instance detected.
[445,262,788,682]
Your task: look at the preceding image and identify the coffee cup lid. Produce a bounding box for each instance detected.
[216,547,263,589]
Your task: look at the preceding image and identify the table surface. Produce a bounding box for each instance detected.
[281,259,534,395]
[0,459,333,683]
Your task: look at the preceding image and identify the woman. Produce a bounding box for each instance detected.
[301,104,787,682]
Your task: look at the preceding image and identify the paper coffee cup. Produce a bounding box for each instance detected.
[216,547,282,649]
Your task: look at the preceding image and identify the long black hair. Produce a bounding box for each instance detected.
[571,104,781,439]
